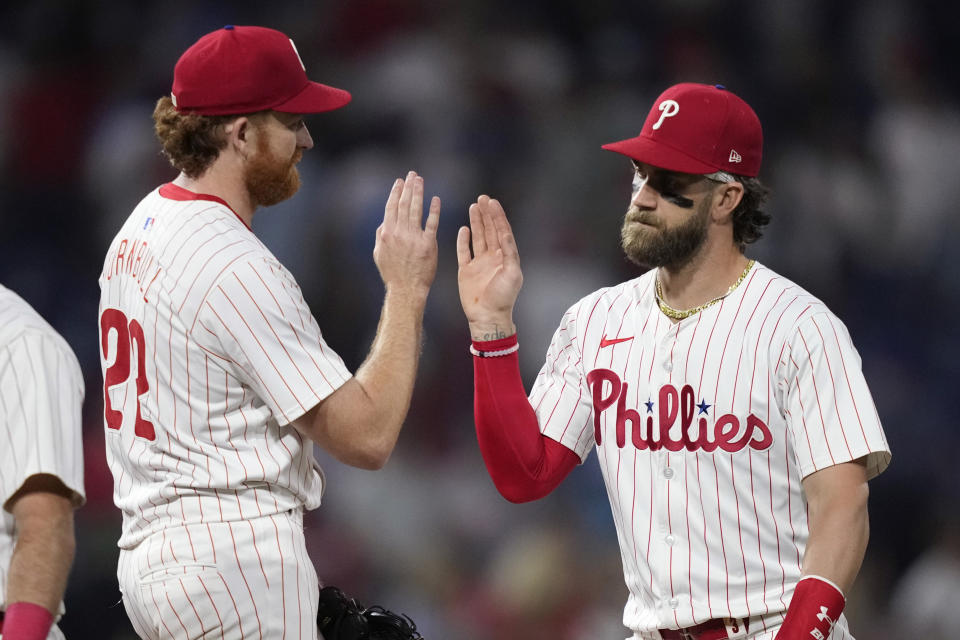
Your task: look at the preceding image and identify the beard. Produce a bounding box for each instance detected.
[243,135,302,207]
[620,197,711,270]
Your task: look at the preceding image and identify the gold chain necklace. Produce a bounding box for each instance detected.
[655,260,756,320]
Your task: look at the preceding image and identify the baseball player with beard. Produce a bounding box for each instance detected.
[1,285,85,640]
[98,26,440,639]
[457,83,890,639]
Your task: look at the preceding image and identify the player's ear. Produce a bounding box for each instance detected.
[224,116,253,157]
[712,182,744,222]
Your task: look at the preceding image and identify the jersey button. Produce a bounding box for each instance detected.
[665,534,676,546]
[668,597,679,609]
[663,361,673,372]
[663,467,675,479]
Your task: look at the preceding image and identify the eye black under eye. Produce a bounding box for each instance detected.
[663,193,695,208]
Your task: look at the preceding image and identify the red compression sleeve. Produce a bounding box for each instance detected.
[473,335,579,502]
[775,575,845,640]
[2,601,54,640]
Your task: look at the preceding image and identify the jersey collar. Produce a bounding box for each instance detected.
[158,183,251,230]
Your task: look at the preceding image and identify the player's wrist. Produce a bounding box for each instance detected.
[383,284,430,308]
[471,333,518,357]
[775,575,845,640]
[468,321,516,343]
[2,601,55,640]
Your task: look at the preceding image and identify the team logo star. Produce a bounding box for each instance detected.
[696,399,711,415]
[645,399,654,413]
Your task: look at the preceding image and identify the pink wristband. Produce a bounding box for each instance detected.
[2,601,54,640]
[775,575,845,639]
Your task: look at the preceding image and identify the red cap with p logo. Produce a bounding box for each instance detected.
[602,83,762,177]
[171,25,351,116]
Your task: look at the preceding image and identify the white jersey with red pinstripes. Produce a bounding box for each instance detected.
[1,285,85,634]
[530,261,890,636]
[98,183,351,549]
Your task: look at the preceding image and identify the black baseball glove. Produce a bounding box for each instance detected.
[317,586,424,640]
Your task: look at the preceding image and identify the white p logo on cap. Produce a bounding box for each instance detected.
[653,99,680,130]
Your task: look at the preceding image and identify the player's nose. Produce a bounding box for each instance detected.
[297,125,314,150]
[631,181,657,210]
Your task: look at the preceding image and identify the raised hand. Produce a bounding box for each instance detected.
[456,195,523,341]
[374,171,441,303]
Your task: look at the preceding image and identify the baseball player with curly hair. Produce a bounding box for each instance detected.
[98,25,439,639]
[458,83,890,639]
[1,285,85,640]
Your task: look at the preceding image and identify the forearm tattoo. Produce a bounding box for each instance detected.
[474,325,508,341]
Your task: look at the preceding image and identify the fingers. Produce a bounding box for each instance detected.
[396,171,415,227]
[383,178,403,228]
[408,173,424,230]
[488,198,515,245]
[478,195,500,254]
[456,226,472,267]
[424,196,441,236]
[387,171,440,235]
[469,202,487,254]
[488,198,520,265]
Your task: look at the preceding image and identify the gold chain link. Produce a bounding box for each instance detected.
[655,260,755,320]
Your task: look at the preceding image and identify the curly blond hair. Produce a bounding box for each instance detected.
[152,96,239,178]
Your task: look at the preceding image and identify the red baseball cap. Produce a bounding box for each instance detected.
[171,25,352,116]
[602,83,762,177]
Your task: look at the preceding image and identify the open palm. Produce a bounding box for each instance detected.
[456,195,523,338]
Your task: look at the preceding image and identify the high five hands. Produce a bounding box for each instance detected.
[456,195,523,341]
[374,183,523,342]
[374,171,442,303]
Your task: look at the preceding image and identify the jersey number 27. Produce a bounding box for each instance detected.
[100,308,156,440]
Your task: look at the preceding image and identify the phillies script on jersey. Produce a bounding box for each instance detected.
[587,373,773,453]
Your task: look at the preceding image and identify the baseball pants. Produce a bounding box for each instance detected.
[118,509,320,640]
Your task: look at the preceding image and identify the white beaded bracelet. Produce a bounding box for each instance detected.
[470,343,519,358]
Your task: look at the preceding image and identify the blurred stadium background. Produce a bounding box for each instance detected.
[2,0,959,638]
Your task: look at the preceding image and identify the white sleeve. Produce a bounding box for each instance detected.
[780,312,891,480]
[0,331,85,509]
[530,306,595,462]
[198,258,352,425]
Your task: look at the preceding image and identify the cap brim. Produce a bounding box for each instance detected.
[602,135,719,175]
[274,81,352,114]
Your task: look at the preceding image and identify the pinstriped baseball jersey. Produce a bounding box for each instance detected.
[529,262,890,635]
[98,183,351,549]
[0,285,85,632]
